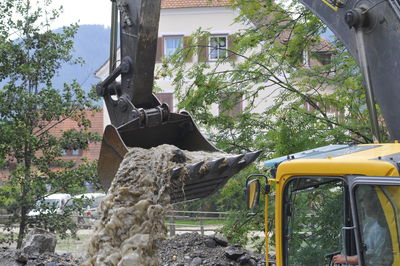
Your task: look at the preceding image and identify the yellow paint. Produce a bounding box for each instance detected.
[376,186,400,265]
[321,0,339,11]
[248,181,257,209]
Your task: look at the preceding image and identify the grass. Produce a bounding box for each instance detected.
[0,228,92,257]
[56,233,91,255]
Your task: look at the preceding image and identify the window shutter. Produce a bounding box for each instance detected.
[156,37,163,62]
[228,35,238,61]
[198,37,208,62]
[183,37,192,62]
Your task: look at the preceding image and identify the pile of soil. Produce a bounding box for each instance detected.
[0,247,81,266]
[158,233,266,266]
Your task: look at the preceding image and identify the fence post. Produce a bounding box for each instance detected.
[169,215,175,236]
[200,220,204,236]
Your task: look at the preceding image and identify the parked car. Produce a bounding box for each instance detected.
[28,193,71,222]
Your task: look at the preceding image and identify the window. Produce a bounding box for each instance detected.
[219,93,242,117]
[283,177,350,265]
[164,37,182,58]
[307,51,332,67]
[63,149,82,157]
[354,185,394,266]
[209,36,227,60]
[314,51,332,66]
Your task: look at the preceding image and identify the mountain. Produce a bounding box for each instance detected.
[52,25,111,95]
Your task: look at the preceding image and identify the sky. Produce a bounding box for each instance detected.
[46,0,112,28]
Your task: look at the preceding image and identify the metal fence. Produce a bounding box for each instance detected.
[166,210,229,236]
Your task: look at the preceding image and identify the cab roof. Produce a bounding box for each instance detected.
[264,143,400,178]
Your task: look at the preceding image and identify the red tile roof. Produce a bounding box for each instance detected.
[161,0,231,9]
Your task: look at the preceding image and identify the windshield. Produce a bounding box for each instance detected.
[36,199,60,209]
[354,185,398,265]
[283,176,351,265]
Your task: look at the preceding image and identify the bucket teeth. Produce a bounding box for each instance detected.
[243,150,262,164]
[170,167,184,181]
[168,150,262,203]
[186,161,204,178]
[207,158,227,173]
[227,154,245,167]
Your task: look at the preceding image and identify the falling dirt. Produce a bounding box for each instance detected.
[82,144,227,266]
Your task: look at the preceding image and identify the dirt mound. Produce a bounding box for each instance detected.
[0,247,81,266]
[158,233,266,266]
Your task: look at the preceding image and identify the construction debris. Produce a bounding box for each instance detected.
[158,233,266,266]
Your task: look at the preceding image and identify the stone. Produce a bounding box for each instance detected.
[213,233,228,247]
[21,228,57,254]
[15,251,27,263]
[204,238,216,248]
[191,250,205,258]
[238,254,257,266]
[225,246,245,260]
[190,257,202,266]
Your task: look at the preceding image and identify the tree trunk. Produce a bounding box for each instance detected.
[17,204,27,249]
[17,143,32,249]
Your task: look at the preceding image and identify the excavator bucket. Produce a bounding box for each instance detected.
[98,113,261,203]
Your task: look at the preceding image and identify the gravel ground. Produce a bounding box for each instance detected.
[0,232,266,265]
[0,247,81,266]
[158,233,266,266]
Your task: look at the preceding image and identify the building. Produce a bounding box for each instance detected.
[96,0,257,126]
[95,0,334,126]
[0,110,103,180]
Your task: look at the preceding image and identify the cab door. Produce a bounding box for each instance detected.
[349,176,400,266]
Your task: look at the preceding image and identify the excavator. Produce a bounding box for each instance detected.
[96,0,400,265]
[245,0,400,265]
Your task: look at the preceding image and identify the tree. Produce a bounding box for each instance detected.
[0,0,100,248]
[160,0,388,246]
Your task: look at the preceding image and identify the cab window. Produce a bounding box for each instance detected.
[283,177,354,265]
[354,185,395,266]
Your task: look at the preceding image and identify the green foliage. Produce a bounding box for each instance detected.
[0,0,100,248]
[161,0,389,248]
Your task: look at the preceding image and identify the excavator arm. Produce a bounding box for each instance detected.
[96,0,260,203]
[300,0,400,141]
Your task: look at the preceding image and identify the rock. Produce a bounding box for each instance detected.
[15,251,27,263]
[171,149,187,163]
[190,257,202,266]
[44,263,57,266]
[213,233,228,247]
[238,254,257,266]
[191,250,205,258]
[225,246,246,260]
[204,238,216,248]
[21,228,57,254]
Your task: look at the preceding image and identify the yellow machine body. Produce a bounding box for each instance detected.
[262,143,400,265]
